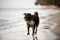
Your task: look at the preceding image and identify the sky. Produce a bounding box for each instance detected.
[0,0,41,8]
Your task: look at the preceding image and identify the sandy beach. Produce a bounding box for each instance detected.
[0,8,60,40]
[49,13,60,40]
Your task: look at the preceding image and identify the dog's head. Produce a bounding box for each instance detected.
[24,13,32,21]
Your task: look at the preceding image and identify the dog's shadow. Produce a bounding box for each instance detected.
[32,35,38,40]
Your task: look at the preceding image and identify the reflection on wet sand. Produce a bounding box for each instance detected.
[32,35,38,40]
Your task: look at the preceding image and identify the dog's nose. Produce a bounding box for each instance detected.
[24,16,26,18]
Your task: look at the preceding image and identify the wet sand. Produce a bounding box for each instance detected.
[0,13,60,40]
[0,8,60,40]
[49,13,60,40]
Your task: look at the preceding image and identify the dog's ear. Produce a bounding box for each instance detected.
[34,12,38,16]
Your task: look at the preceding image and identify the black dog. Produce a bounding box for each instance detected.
[24,12,39,35]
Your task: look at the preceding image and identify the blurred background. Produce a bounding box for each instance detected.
[0,0,60,40]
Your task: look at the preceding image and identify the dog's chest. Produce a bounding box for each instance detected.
[26,20,34,27]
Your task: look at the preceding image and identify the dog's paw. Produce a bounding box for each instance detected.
[35,32,37,34]
[27,33,30,35]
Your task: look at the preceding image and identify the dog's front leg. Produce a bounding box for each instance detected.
[32,26,35,35]
[27,26,30,35]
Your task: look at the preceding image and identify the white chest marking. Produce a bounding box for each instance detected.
[26,20,34,26]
